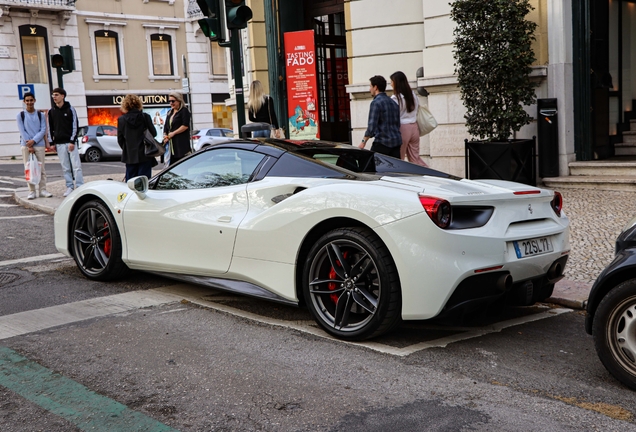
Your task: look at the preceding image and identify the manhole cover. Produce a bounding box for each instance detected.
[0,272,19,286]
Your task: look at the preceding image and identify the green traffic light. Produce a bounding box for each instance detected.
[198,17,220,40]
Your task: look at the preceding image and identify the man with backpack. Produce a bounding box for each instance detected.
[17,92,52,200]
[48,87,84,197]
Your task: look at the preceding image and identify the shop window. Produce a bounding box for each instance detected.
[19,25,49,84]
[151,34,174,76]
[95,30,121,75]
[210,41,227,76]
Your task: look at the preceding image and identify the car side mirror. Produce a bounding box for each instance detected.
[127,176,148,199]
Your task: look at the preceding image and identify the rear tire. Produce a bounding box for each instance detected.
[592,279,636,390]
[85,147,102,162]
[303,227,401,341]
[71,200,129,281]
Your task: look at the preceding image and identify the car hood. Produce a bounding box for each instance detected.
[378,175,554,203]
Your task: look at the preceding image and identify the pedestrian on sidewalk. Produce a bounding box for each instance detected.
[16,92,52,200]
[358,75,402,157]
[48,87,84,197]
[163,92,191,166]
[247,80,279,138]
[117,94,158,181]
[390,71,429,167]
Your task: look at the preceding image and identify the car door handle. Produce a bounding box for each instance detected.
[217,216,232,223]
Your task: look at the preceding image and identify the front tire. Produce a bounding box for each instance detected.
[592,279,636,390]
[71,200,128,281]
[303,227,401,341]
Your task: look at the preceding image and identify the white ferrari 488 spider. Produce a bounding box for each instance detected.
[54,139,570,341]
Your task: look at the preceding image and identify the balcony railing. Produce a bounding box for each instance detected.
[0,0,76,7]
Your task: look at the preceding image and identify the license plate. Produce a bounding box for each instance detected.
[513,236,553,259]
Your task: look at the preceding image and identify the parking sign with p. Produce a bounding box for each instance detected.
[18,84,35,100]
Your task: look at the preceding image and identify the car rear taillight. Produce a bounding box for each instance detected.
[551,191,563,217]
[419,195,451,229]
[82,136,88,143]
[192,135,200,140]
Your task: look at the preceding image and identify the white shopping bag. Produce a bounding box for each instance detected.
[25,153,41,186]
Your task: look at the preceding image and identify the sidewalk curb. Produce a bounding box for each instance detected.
[13,188,56,216]
[546,296,586,310]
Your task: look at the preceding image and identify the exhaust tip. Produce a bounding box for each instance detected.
[497,274,512,292]
[547,262,563,281]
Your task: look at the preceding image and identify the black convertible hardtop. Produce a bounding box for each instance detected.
[209,138,458,179]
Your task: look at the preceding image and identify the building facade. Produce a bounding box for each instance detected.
[0,0,231,158]
[234,0,636,180]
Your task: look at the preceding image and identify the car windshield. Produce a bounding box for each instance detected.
[154,148,265,190]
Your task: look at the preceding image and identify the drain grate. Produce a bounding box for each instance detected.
[0,272,19,286]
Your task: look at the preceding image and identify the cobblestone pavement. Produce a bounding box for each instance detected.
[560,188,636,284]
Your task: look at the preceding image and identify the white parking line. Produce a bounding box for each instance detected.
[0,253,65,268]
[0,204,17,207]
[0,188,19,192]
[0,280,574,354]
[0,195,12,198]
[0,180,13,184]
[0,214,47,220]
[183,293,573,356]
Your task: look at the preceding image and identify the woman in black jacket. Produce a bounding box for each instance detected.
[117,94,157,181]
[163,92,192,165]
[247,80,278,138]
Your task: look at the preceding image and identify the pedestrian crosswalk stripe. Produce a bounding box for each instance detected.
[0,214,46,220]
[0,252,64,267]
[0,347,179,432]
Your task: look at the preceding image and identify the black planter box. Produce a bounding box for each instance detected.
[465,138,536,186]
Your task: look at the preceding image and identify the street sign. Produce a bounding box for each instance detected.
[17,84,34,100]
[182,77,190,93]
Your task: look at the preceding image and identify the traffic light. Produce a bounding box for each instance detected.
[51,45,75,71]
[196,0,223,41]
[225,0,252,30]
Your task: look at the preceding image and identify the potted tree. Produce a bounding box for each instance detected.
[451,0,538,185]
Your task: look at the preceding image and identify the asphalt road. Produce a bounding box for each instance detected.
[0,161,635,431]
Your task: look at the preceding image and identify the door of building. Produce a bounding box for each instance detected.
[304,1,351,142]
[574,0,636,160]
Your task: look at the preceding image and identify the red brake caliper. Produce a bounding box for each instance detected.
[327,251,348,304]
[103,222,111,257]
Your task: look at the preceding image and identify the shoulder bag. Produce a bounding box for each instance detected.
[417,104,438,137]
[143,114,166,157]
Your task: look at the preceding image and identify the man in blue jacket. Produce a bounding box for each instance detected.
[17,92,52,200]
[358,75,402,158]
[48,87,84,197]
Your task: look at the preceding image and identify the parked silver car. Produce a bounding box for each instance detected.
[77,125,121,162]
[192,128,235,152]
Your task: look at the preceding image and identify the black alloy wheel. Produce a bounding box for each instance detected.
[71,200,128,281]
[303,227,401,341]
[85,147,102,162]
[593,278,636,390]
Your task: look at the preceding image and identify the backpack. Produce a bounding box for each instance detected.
[20,110,43,126]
